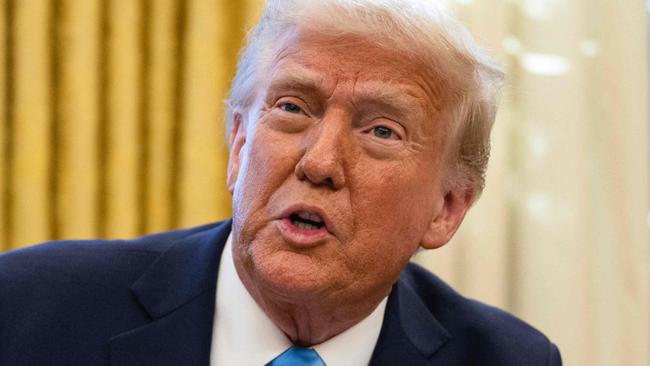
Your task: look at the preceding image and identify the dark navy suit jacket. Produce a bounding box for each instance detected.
[0,220,561,365]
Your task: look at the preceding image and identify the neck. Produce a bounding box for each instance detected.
[234,263,390,346]
[260,294,385,346]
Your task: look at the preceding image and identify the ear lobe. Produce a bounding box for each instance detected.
[420,189,473,250]
[227,113,246,193]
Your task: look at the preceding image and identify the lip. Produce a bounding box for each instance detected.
[275,204,336,247]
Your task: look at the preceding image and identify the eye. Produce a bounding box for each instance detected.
[279,102,303,114]
[372,126,397,140]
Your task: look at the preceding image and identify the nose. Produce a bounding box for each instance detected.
[294,118,347,190]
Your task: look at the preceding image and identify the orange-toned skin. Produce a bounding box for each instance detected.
[227,29,472,346]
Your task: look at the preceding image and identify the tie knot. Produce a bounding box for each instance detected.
[266,346,326,366]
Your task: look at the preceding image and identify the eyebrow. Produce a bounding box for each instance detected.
[266,64,432,119]
[355,82,427,112]
[266,65,327,100]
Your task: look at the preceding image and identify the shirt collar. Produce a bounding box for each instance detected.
[211,233,388,366]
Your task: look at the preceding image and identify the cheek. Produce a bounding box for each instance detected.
[236,129,295,197]
[348,163,438,256]
[232,128,302,233]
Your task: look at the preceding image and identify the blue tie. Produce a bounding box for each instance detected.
[265,346,326,366]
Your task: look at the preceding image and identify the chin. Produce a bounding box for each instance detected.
[250,250,338,301]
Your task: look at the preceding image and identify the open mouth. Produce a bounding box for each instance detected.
[276,206,332,245]
[289,211,325,231]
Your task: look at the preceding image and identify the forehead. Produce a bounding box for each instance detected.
[265,29,445,112]
[277,31,409,75]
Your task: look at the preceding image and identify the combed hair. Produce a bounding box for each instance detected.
[226,0,505,199]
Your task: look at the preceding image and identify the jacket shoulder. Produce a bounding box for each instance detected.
[0,222,226,365]
[401,262,562,365]
[0,222,222,306]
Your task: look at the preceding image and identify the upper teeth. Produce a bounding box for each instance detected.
[297,211,323,223]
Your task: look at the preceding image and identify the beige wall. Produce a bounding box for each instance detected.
[415,1,650,365]
[1,0,648,365]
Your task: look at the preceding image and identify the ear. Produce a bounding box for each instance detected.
[419,188,473,250]
[227,113,246,193]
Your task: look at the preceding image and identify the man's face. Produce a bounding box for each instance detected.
[228,30,468,308]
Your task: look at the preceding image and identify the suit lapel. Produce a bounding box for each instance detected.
[369,277,451,366]
[109,221,232,366]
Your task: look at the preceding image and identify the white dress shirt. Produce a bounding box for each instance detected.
[210,234,388,366]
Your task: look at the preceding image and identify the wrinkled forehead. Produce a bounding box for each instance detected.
[260,28,450,114]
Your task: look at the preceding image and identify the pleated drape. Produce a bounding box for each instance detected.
[55,0,101,240]
[1,0,263,248]
[4,0,54,248]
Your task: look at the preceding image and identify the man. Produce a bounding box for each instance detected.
[0,0,561,365]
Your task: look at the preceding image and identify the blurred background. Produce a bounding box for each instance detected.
[0,0,648,364]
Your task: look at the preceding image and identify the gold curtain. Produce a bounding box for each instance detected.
[0,0,264,248]
[1,1,649,365]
